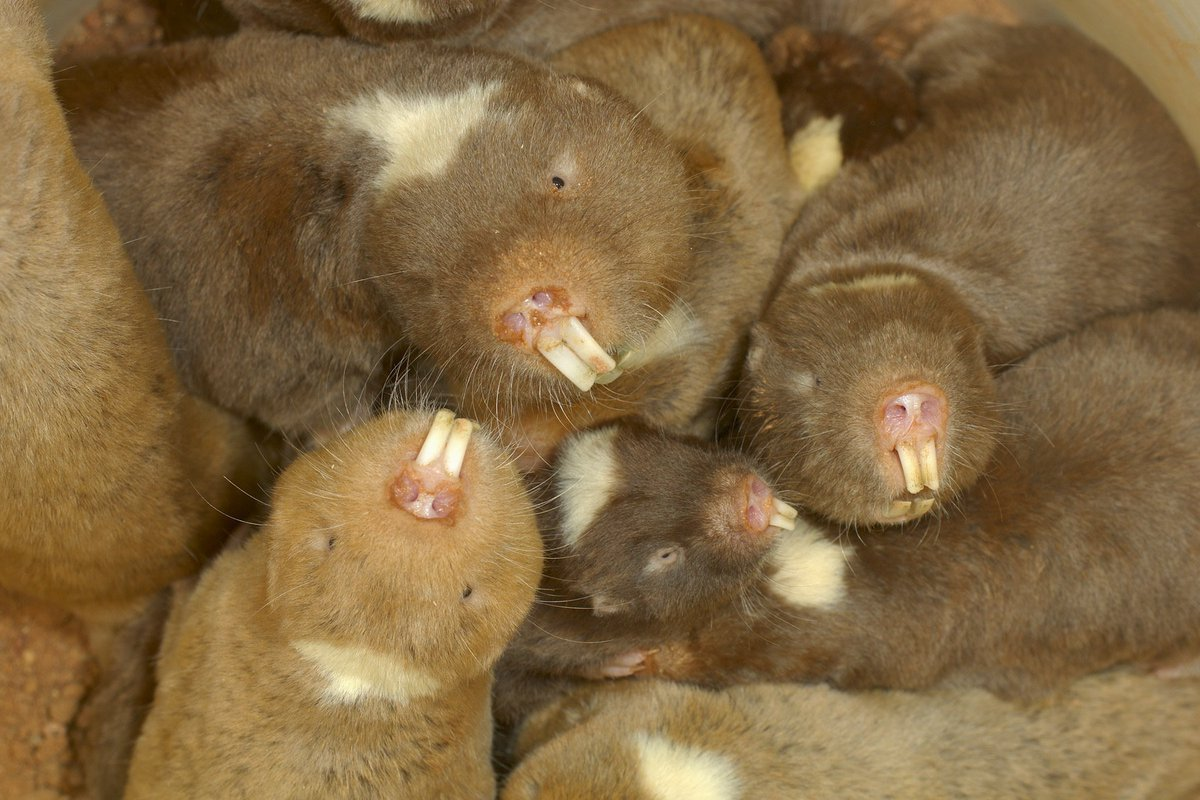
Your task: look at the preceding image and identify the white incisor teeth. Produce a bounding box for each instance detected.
[896,441,923,495]
[769,498,799,531]
[416,409,456,466]
[537,316,616,392]
[416,409,473,476]
[919,439,939,491]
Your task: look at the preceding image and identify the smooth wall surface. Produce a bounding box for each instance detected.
[1010,0,1200,157]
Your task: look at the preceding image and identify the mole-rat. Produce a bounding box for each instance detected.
[221,0,507,44]
[0,0,266,658]
[123,408,543,799]
[501,671,1200,800]
[492,421,797,732]
[742,17,1200,527]
[57,32,692,442]
[644,308,1200,700]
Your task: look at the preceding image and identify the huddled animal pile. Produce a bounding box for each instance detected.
[3,0,1199,797]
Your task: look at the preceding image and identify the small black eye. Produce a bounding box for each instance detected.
[551,176,566,190]
[326,537,336,550]
[462,586,473,599]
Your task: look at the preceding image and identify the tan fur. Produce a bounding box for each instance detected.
[745,18,1200,526]
[0,0,265,639]
[485,15,803,465]
[124,410,542,798]
[503,672,1200,799]
[648,309,1200,700]
[58,32,693,443]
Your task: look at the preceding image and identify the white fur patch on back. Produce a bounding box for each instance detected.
[618,302,704,373]
[345,0,435,23]
[766,522,851,609]
[805,272,920,296]
[293,640,440,706]
[335,83,500,189]
[789,115,843,192]
[556,427,621,549]
[635,734,741,800]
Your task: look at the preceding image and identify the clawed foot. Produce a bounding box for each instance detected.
[578,650,653,680]
[391,409,473,520]
[496,288,616,391]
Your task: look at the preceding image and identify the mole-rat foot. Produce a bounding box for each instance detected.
[744,475,799,532]
[391,409,473,520]
[577,650,650,680]
[496,288,616,391]
[876,384,946,523]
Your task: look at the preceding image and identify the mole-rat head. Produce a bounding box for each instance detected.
[539,423,796,626]
[347,55,693,413]
[265,409,542,687]
[743,267,998,526]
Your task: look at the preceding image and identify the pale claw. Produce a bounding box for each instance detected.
[582,650,647,680]
[769,498,799,530]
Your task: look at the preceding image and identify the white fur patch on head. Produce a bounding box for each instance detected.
[556,427,621,549]
[334,83,500,189]
[766,522,851,609]
[635,734,741,800]
[789,115,843,192]
[805,272,920,296]
[792,371,817,393]
[618,302,704,373]
[345,0,436,24]
[293,640,441,706]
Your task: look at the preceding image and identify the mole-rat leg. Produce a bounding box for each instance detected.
[498,290,616,391]
[576,650,651,680]
[391,409,474,520]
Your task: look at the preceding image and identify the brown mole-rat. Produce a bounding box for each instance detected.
[221,0,507,44]
[743,17,1200,527]
[644,308,1200,701]
[0,0,266,655]
[57,31,692,442]
[123,408,543,799]
[462,14,805,468]
[492,421,797,732]
[501,671,1200,800]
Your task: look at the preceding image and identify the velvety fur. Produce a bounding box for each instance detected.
[0,0,265,642]
[494,422,782,732]
[745,18,1200,526]
[650,309,1200,700]
[479,15,804,465]
[222,0,506,43]
[502,672,1200,799]
[57,32,693,442]
[124,410,543,798]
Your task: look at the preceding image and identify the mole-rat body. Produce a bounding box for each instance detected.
[124,409,543,798]
[59,32,691,441]
[466,15,803,465]
[647,308,1200,699]
[502,672,1200,799]
[493,422,797,731]
[222,0,506,43]
[745,17,1200,526]
[0,0,264,649]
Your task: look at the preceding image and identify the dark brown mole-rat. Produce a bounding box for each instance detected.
[646,308,1200,702]
[220,0,507,43]
[492,421,797,733]
[743,17,1200,527]
[123,409,543,798]
[57,31,692,442]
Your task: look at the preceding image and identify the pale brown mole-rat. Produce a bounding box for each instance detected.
[645,308,1200,702]
[123,408,543,799]
[501,671,1200,800]
[0,0,267,655]
[57,31,693,442]
[742,17,1200,527]
[492,421,797,733]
